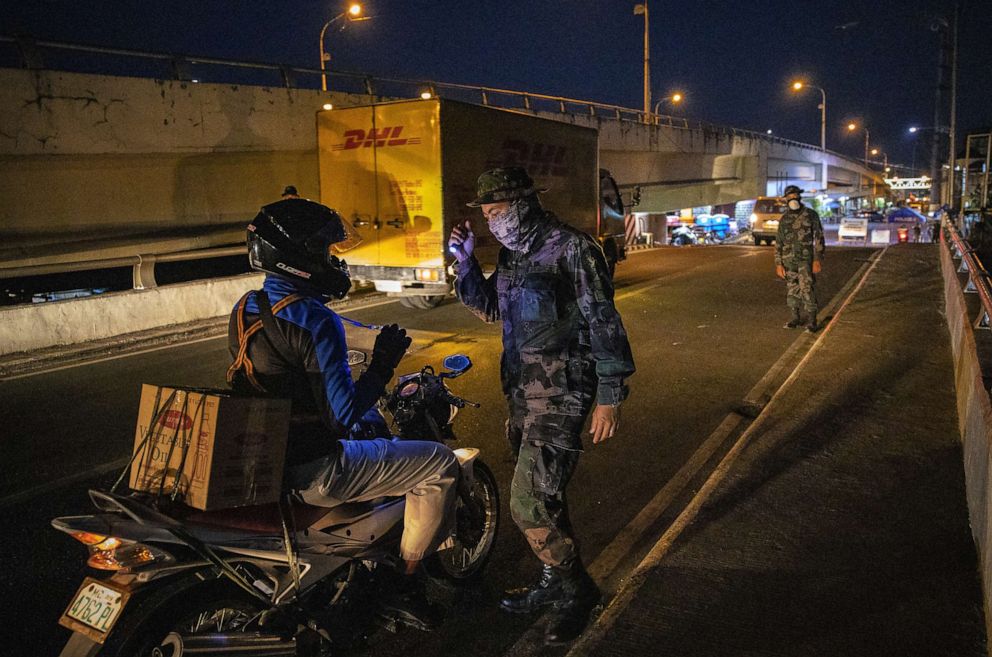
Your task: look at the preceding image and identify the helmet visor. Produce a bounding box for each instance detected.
[328,219,363,255]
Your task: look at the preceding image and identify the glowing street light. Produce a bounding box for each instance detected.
[653,91,683,115]
[846,121,870,167]
[319,3,370,92]
[791,79,827,190]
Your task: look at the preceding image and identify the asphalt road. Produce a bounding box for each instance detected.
[0,244,874,655]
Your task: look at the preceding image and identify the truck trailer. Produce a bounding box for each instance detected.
[317,98,627,308]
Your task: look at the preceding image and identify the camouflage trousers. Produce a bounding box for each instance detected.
[505,392,591,567]
[784,264,818,316]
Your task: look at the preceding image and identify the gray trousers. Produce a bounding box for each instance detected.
[293,438,460,561]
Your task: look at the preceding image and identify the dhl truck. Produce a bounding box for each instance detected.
[317,98,629,309]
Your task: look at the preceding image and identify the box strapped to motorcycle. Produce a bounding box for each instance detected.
[107,290,295,512]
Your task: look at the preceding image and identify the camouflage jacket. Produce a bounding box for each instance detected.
[774,206,825,267]
[455,211,635,407]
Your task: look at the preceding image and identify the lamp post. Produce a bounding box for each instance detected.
[653,92,683,122]
[319,3,365,92]
[634,3,650,117]
[847,122,870,167]
[791,81,827,192]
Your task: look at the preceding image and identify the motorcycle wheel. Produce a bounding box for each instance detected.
[88,578,283,657]
[425,459,499,582]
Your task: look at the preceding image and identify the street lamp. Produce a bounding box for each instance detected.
[847,122,870,167]
[791,80,827,191]
[634,3,650,117]
[870,147,888,171]
[652,92,683,118]
[319,3,368,92]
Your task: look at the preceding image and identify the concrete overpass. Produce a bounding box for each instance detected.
[0,41,883,274]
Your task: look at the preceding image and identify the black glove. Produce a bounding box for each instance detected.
[372,323,411,370]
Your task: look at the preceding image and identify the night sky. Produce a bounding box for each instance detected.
[5,0,990,170]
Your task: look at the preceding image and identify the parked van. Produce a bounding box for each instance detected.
[749,197,787,245]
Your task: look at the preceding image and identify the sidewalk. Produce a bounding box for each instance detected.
[577,245,987,656]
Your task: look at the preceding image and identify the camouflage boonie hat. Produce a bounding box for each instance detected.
[466,166,549,207]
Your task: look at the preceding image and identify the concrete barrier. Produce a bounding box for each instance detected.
[940,236,992,643]
[0,273,263,356]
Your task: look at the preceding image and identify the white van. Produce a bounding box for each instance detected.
[749,197,787,245]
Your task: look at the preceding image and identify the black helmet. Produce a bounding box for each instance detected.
[783,185,804,196]
[246,199,361,299]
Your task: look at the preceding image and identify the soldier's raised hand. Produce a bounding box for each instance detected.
[448,221,475,263]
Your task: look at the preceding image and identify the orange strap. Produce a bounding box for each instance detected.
[226,291,304,392]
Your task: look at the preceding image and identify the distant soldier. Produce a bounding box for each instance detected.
[281,185,300,199]
[448,167,635,645]
[775,185,825,332]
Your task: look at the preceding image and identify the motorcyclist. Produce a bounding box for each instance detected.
[227,197,459,629]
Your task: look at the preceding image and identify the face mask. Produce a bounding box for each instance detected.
[488,201,527,250]
[788,200,801,211]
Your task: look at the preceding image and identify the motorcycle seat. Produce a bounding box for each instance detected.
[184,501,333,535]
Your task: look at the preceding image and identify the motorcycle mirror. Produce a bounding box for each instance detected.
[346,350,368,367]
[442,354,472,377]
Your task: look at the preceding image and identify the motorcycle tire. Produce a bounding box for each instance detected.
[66,576,274,657]
[425,459,499,582]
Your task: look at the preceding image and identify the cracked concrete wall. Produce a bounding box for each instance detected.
[0,68,365,251]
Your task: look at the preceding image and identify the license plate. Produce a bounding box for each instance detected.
[59,577,131,644]
[764,220,779,229]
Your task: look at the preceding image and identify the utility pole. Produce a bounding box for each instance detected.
[634,3,650,117]
[929,13,952,212]
[947,2,959,210]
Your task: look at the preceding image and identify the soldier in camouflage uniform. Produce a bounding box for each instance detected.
[448,167,635,645]
[775,185,825,332]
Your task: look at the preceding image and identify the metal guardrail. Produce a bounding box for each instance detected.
[0,245,246,289]
[945,219,992,330]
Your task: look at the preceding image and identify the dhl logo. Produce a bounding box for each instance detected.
[486,139,570,177]
[332,126,422,151]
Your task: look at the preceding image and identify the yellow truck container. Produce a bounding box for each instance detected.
[317,98,626,308]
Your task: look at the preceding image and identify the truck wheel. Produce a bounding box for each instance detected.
[400,295,444,310]
[753,235,762,246]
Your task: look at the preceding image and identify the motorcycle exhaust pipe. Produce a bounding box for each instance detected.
[156,632,296,657]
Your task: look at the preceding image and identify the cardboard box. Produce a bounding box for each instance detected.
[129,384,290,511]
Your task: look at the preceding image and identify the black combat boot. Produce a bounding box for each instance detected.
[500,564,563,614]
[806,313,819,333]
[544,560,601,646]
[784,309,803,329]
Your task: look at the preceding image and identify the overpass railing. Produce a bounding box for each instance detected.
[0,245,245,290]
[0,35,876,168]
[945,219,992,330]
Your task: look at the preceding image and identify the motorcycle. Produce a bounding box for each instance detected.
[670,224,696,246]
[52,353,499,657]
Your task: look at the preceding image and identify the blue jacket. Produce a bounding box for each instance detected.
[228,276,392,465]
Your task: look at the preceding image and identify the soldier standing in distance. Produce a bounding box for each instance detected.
[448,167,635,645]
[775,185,825,332]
